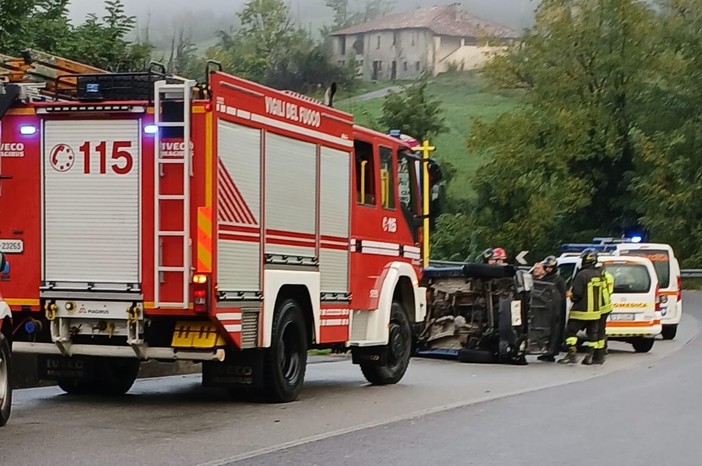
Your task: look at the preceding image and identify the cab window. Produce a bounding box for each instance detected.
[557,263,576,287]
[620,250,670,288]
[604,264,652,293]
[379,146,395,210]
[354,140,375,206]
[398,150,419,215]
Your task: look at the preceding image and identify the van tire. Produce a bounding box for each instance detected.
[0,333,12,427]
[661,324,677,340]
[632,338,655,353]
[360,301,412,385]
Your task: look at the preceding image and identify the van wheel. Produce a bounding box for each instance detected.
[360,301,412,385]
[632,338,655,353]
[0,333,12,427]
[661,325,677,340]
[264,299,308,403]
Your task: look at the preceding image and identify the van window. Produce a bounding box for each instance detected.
[619,250,670,288]
[604,264,652,293]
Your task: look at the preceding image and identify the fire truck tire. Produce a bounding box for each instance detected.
[57,358,140,396]
[264,299,308,403]
[94,358,141,395]
[0,333,12,427]
[360,301,412,385]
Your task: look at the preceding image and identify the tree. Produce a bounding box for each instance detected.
[378,74,447,140]
[65,0,152,71]
[628,0,702,266]
[434,0,658,261]
[0,0,71,55]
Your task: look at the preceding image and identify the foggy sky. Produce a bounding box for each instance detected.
[66,0,538,30]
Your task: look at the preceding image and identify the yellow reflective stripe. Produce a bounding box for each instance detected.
[569,311,600,320]
[565,337,578,346]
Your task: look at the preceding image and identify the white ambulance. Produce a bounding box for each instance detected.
[614,242,682,340]
[557,251,662,353]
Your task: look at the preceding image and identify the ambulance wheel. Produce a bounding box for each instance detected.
[661,325,677,340]
[0,333,12,427]
[360,301,412,385]
[264,299,308,403]
[631,338,655,353]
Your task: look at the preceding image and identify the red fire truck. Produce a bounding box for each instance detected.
[0,52,439,402]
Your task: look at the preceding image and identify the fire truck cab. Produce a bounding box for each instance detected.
[0,52,438,402]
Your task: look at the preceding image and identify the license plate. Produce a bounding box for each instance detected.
[609,313,635,321]
[0,239,23,254]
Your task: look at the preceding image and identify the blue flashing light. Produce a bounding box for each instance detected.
[389,129,401,137]
[24,321,37,335]
[630,235,643,243]
[19,125,37,135]
[144,124,158,135]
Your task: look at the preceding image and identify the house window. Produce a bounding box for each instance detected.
[403,61,408,71]
[339,37,346,55]
[416,61,421,71]
[354,140,376,206]
[393,31,398,46]
[377,35,381,49]
[411,32,416,46]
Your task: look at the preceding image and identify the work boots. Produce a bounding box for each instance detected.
[592,349,605,365]
[581,347,594,365]
[557,346,577,364]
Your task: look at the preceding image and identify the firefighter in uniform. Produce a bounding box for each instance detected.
[559,248,605,365]
[538,255,567,362]
[594,267,614,364]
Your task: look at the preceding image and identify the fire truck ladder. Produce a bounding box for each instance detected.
[153,79,197,309]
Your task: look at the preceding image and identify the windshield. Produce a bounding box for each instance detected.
[604,263,652,294]
[619,249,670,288]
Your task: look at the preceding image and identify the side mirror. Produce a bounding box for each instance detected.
[0,252,7,274]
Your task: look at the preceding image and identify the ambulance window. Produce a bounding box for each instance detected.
[620,250,670,287]
[354,140,375,206]
[379,146,395,210]
[604,264,652,293]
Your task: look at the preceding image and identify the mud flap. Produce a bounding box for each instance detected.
[202,349,264,389]
[351,346,388,366]
[38,355,97,381]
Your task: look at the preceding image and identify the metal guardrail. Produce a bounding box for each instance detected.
[682,270,702,278]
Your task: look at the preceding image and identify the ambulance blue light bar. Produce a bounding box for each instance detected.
[561,244,618,253]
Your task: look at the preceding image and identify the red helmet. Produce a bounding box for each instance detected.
[493,247,507,260]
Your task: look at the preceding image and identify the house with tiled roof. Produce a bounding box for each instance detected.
[330,3,519,81]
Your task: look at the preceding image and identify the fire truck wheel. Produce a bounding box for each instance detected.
[0,333,12,427]
[360,301,412,385]
[94,358,141,396]
[264,299,308,403]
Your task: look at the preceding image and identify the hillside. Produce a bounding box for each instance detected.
[337,72,522,200]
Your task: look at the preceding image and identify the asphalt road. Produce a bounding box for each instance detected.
[1,292,699,466]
